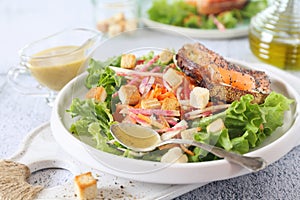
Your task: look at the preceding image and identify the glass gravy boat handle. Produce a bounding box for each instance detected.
[7,66,56,103]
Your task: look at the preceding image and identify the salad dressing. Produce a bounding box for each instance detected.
[29,46,86,91]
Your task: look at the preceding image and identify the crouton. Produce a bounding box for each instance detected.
[108,24,123,37]
[110,12,125,24]
[85,86,107,102]
[121,54,136,69]
[74,172,97,200]
[125,19,137,31]
[159,49,174,64]
[118,85,141,105]
[163,68,183,89]
[161,97,179,110]
[96,20,109,33]
[141,98,161,109]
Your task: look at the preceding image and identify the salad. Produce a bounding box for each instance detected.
[68,45,293,163]
[147,0,268,30]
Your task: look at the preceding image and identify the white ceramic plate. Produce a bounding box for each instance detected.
[51,47,300,184]
[142,18,249,39]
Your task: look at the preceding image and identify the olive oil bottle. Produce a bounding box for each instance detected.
[249,0,300,70]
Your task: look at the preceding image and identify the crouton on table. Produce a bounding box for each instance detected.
[74,172,97,200]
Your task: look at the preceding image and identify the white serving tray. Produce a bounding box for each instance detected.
[10,122,206,200]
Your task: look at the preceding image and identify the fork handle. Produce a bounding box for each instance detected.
[160,139,267,172]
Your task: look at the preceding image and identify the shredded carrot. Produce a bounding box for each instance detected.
[161,87,168,93]
[157,92,176,101]
[134,101,141,108]
[137,114,151,124]
[129,113,151,126]
[143,83,178,104]
[126,116,137,124]
[159,115,170,128]
[206,101,213,107]
[153,85,162,98]
[180,145,195,156]
[147,89,156,99]
[158,143,179,150]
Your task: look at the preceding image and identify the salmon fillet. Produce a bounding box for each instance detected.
[176,43,271,104]
[197,0,248,14]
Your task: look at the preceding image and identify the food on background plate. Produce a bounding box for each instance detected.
[74,172,97,200]
[97,12,137,37]
[67,43,293,164]
[147,0,268,30]
[196,0,248,14]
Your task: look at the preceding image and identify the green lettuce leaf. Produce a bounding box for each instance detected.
[67,98,113,139]
[225,94,264,147]
[217,11,238,29]
[260,92,294,136]
[85,57,120,88]
[85,58,122,106]
[138,51,155,63]
[191,91,293,161]
[241,0,268,19]
[147,0,268,30]
[231,132,250,154]
[148,0,197,26]
[67,98,122,155]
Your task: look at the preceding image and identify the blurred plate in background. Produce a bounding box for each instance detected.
[142,17,249,39]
